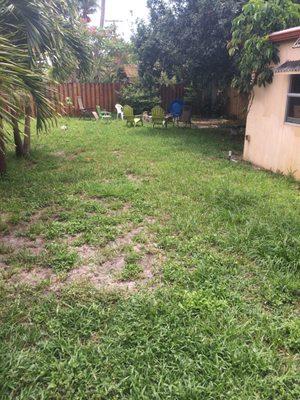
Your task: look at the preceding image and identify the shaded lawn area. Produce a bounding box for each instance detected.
[0,119,299,399]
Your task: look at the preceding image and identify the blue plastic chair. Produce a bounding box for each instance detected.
[168,100,184,118]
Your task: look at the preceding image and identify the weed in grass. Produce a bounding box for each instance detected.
[119,251,142,281]
[0,221,9,234]
[6,248,39,269]
[0,243,12,255]
[120,262,143,281]
[42,243,78,273]
[7,213,22,225]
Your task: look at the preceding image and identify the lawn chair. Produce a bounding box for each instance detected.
[92,111,99,120]
[169,100,184,119]
[96,105,112,122]
[115,104,124,120]
[123,105,143,127]
[179,106,192,128]
[143,111,152,123]
[151,106,167,128]
[77,96,93,119]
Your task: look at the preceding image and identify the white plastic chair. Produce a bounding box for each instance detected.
[115,104,124,120]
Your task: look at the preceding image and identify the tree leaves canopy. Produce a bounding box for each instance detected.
[229,0,300,93]
[133,0,246,90]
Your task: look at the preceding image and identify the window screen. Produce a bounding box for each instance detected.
[286,75,300,124]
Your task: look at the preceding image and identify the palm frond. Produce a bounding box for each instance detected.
[0,35,56,136]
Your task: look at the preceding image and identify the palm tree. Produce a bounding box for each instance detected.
[0,0,91,171]
[0,36,55,173]
[78,0,99,22]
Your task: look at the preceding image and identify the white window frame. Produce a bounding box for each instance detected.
[286,75,300,124]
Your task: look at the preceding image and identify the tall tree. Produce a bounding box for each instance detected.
[133,0,246,113]
[83,26,136,82]
[0,35,55,173]
[229,0,300,94]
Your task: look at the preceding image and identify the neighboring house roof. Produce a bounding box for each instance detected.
[269,26,300,43]
[122,64,138,80]
[274,60,300,73]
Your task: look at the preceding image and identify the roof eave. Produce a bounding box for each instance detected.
[269,27,300,43]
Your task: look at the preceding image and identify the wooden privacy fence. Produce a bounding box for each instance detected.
[53,82,122,116]
[46,83,186,116]
[37,82,246,120]
[226,87,249,120]
[160,85,185,110]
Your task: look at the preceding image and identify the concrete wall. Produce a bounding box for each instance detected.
[244,40,300,179]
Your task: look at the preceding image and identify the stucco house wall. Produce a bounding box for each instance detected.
[243,38,300,179]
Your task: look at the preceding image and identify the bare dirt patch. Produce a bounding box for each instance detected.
[126,173,142,183]
[0,207,57,268]
[51,150,79,161]
[192,118,238,129]
[10,268,57,287]
[140,253,156,279]
[65,220,164,292]
[76,244,98,260]
[29,209,47,224]
[3,205,164,293]
[0,261,9,269]
[0,212,12,224]
[51,150,66,158]
[144,216,156,224]
[110,226,144,248]
[112,150,124,159]
[88,195,114,204]
[108,202,132,217]
[1,235,45,256]
[66,256,129,290]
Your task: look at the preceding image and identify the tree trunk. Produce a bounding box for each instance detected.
[23,104,31,156]
[0,118,6,175]
[100,0,106,28]
[11,112,23,157]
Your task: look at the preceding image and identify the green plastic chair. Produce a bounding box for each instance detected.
[151,106,167,128]
[123,105,143,127]
[96,105,112,122]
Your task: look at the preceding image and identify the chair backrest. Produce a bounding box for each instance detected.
[115,104,123,113]
[169,100,183,117]
[77,96,85,111]
[123,105,134,120]
[92,111,99,120]
[180,107,192,123]
[151,106,165,121]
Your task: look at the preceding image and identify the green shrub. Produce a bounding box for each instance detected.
[119,82,160,114]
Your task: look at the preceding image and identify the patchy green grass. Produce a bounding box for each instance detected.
[0,118,299,399]
[120,251,143,281]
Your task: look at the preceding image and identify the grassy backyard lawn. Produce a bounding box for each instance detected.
[0,119,299,399]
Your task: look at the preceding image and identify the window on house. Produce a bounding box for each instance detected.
[286,75,300,124]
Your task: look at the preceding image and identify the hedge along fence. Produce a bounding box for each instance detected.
[31,82,246,119]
